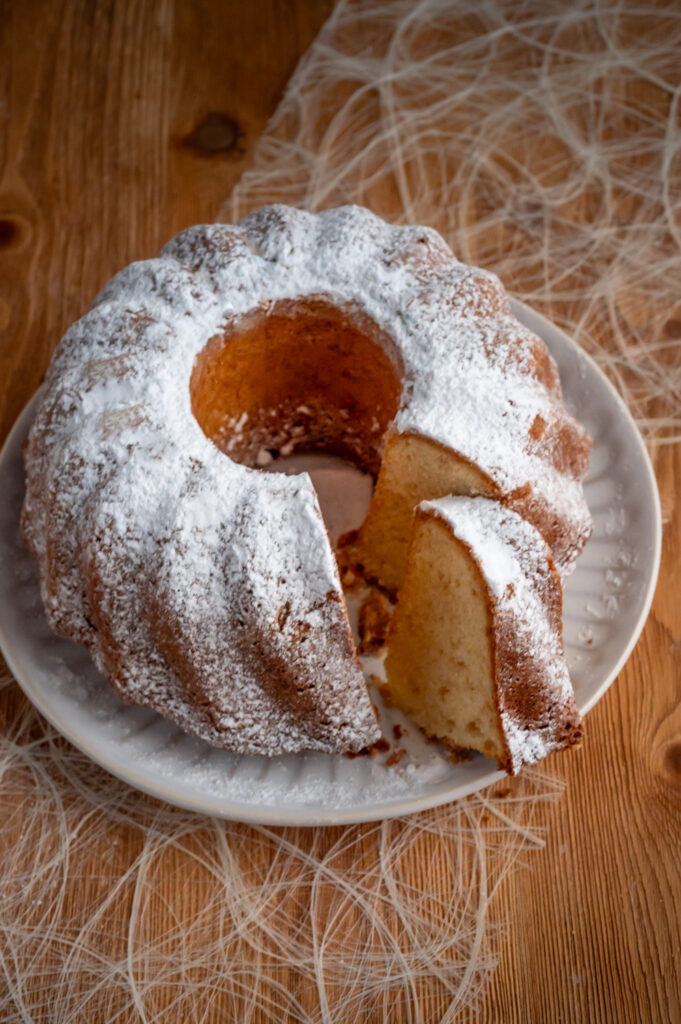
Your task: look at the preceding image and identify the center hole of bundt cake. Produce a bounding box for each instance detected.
[190,298,402,488]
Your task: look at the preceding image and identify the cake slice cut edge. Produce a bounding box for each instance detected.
[382,495,583,774]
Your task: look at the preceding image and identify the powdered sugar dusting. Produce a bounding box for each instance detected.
[426,495,555,601]
[22,204,590,759]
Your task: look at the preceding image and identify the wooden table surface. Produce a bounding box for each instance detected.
[1,2,680,1021]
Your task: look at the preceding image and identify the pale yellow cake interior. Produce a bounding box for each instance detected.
[383,512,506,762]
[354,433,497,595]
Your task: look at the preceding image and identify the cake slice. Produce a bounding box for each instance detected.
[383,496,582,774]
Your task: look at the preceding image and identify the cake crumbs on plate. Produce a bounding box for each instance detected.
[357,590,393,654]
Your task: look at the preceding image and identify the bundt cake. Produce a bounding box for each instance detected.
[383,497,582,773]
[21,204,591,758]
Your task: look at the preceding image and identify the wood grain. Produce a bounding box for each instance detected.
[1,2,680,1022]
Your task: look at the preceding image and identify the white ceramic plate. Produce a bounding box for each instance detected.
[0,300,661,825]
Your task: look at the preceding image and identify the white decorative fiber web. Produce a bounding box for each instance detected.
[0,671,561,1021]
[2,1,678,1020]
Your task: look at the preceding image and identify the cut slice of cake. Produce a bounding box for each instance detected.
[383,496,582,774]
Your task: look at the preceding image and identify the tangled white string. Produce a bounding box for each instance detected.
[0,672,562,1022]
